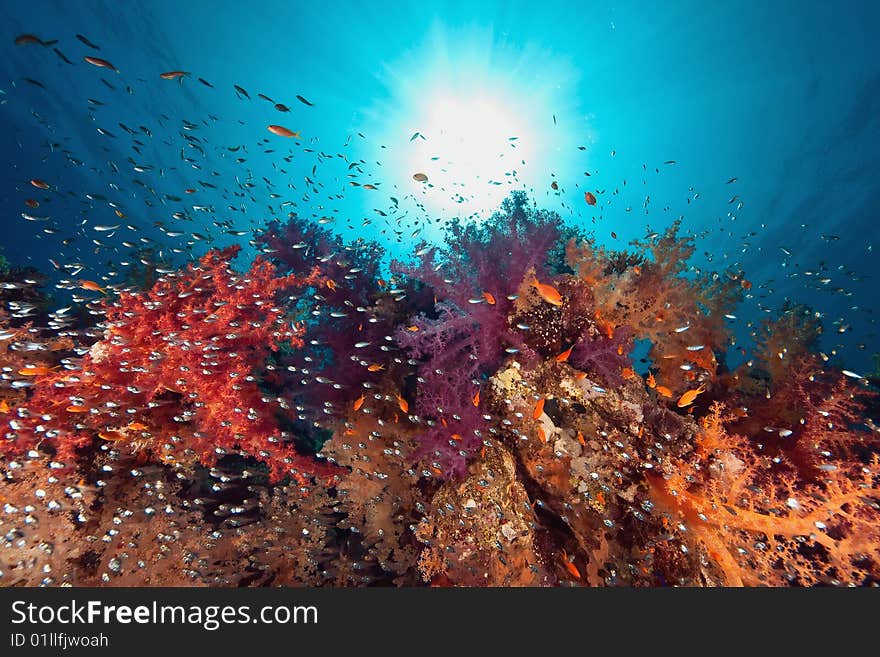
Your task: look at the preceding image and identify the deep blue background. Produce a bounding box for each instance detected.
[0,0,877,369]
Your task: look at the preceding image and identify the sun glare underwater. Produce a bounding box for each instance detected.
[0,0,879,587]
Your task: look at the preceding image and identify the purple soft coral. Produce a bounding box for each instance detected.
[568,326,634,386]
[393,303,493,477]
[392,194,568,477]
[255,214,400,418]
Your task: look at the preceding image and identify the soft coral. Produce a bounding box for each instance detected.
[255,214,419,421]
[566,221,742,396]
[647,401,880,586]
[4,246,338,485]
[390,194,567,476]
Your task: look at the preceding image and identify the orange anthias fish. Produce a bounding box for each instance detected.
[584,191,597,206]
[562,550,582,580]
[18,365,57,376]
[15,34,48,46]
[555,344,574,362]
[482,291,496,305]
[0,400,10,414]
[598,320,615,340]
[84,56,118,72]
[160,70,189,80]
[366,363,385,372]
[80,280,106,294]
[353,394,365,411]
[655,385,674,399]
[676,384,707,408]
[127,422,149,432]
[646,372,657,389]
[472,389,480,407]
[621,367,637,380]
[396,394,409,414]
[531,277,563,307]
[532,397,545,420]
[267,124,300,138]
[98,430,126,442]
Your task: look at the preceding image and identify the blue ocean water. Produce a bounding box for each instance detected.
[0,0,877,369]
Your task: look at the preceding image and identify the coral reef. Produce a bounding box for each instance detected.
[2,195,877,587]
[1,246,338,484]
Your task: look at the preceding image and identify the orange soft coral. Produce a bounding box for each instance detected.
[647,402,880,586]
[567,221,742,396]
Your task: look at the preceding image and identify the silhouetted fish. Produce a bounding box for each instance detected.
[52,48,73,64]
[76,34,101,50]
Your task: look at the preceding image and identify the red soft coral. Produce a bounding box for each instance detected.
[3,247,339,485]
